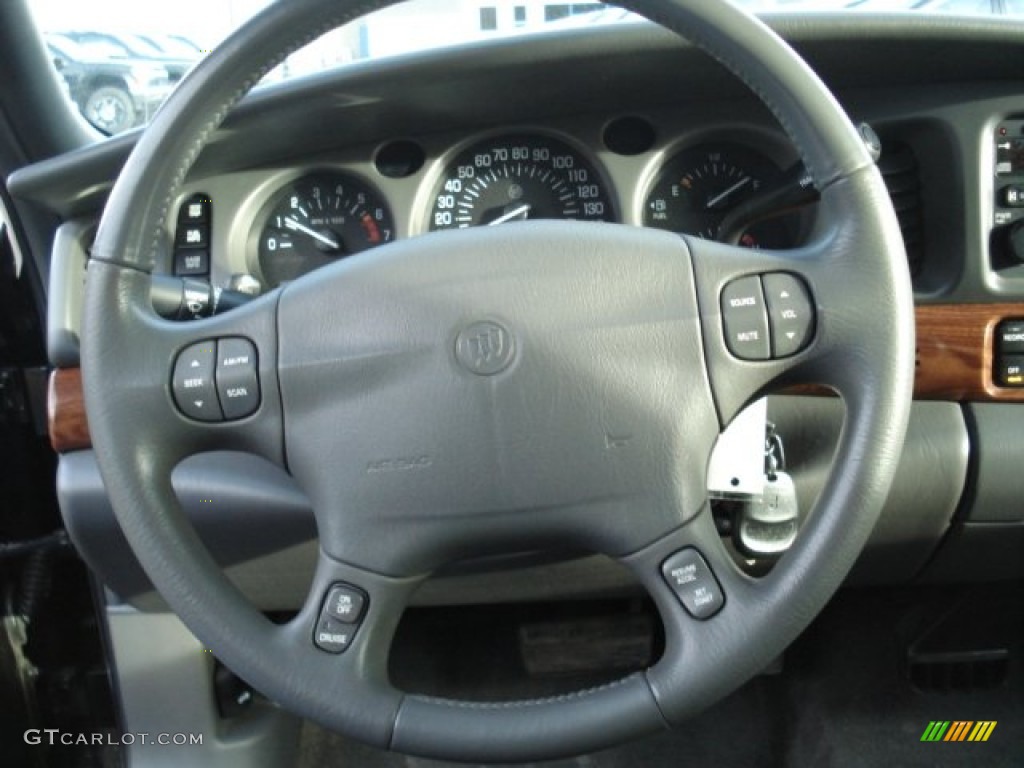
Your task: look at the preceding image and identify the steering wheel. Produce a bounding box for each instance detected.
[81,0,914,761]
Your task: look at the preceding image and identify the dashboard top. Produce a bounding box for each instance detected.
[11,14,1024,316]
[11,15,1024,210]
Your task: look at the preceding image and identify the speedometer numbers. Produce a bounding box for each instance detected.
[429,135,613,230]
[257,172,393,286]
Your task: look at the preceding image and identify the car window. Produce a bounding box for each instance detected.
[28,0,1024,136]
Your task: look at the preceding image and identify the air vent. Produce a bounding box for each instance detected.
[908,650,1010,693]
[878,142,925,278]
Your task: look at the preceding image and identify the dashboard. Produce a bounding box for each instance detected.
[10,16,1024,608]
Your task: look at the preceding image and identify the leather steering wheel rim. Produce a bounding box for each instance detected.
[81,0,915,761]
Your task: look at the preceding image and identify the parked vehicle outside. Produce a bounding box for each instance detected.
[60,30,195,82]
[46,33,171,134]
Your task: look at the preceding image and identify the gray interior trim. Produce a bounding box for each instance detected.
[59,398,970,608]
[46,218,92,366]
[768,397,969,584]
[106,608,301,768]
[962,403,1024,523]
[58,450,315,603]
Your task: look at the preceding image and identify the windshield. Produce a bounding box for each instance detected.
[29,0,1024,135]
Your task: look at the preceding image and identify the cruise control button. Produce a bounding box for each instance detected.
[662,548,725,620]
[172,341,222,422]
[720,276,770,361]
[762,272,814,358]
[215,338,260,420]
[314,615,357,654]
[324,584,366,624]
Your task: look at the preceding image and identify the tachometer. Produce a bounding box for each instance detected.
[428,134,613,230]
[257,172,394,286]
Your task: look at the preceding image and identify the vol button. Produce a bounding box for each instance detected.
[763,273,814,358]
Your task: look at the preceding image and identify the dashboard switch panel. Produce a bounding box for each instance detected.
[995,319,1024,387]
[992,123,1024,260]
[662,548,724,620]
[721,276,770,360]
[173,194,211,278]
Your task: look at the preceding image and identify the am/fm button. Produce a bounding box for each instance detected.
[216,338,260,419]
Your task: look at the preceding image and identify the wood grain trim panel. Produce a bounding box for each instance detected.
[915,303,1024,402]
[48,367,90,453]
[43,303,1024,452]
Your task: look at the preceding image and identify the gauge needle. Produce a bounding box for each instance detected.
[706,176,751,209]
[487,204,532,226]
[284,216,340,250]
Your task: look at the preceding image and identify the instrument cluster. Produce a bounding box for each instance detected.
[198,118,811,290]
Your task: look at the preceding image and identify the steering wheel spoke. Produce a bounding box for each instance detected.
[690,166,912,426]
[264,548,420,742]
[621,501,801,725]
[83,260,285,470]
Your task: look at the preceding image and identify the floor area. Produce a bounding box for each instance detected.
[296,583,1023,768]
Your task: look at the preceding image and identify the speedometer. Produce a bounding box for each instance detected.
[428,134,614,230]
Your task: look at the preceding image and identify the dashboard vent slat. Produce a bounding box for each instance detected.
[878,142,925,278]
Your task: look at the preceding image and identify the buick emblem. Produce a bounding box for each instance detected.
[455,321,515,375]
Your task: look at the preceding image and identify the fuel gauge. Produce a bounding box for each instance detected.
[644,143,792,247]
